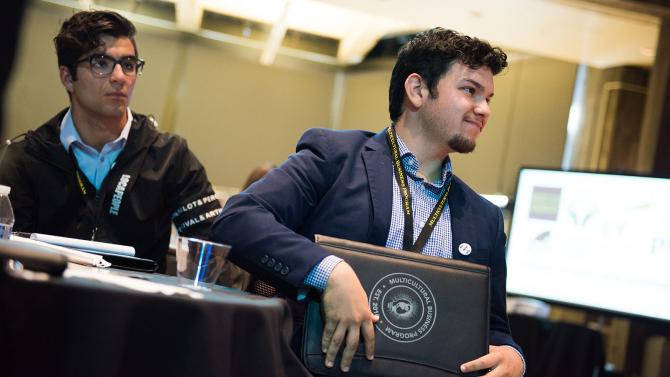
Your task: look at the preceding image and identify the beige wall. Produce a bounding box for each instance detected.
[171,38,335,187]
[338,62,392,132]
[5,4,68,136]
[490,57,576,194]
[5,1,576,196]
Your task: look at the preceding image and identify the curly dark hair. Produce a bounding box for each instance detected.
[388,27,507,122]
[54,10,138,80]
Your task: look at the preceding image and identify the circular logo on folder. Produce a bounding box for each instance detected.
[369,272,436,343]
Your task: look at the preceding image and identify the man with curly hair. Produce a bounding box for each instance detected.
[211,28,525,376]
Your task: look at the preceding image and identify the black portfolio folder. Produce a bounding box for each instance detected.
[302,235,490,377]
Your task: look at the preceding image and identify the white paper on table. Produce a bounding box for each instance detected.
[64,265,204,299]
[30,233,135,256]
[9,235,111,268]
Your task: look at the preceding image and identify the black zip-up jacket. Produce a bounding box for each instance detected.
[0,109,222,270]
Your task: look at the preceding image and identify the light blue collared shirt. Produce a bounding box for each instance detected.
[60,108,132,190]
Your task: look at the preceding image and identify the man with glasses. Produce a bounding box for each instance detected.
[0,10,221,271]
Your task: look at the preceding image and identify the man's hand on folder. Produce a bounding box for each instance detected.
[460,345,525,377]
[321,262,379,372]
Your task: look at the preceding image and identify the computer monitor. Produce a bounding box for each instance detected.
[506,168,670,321]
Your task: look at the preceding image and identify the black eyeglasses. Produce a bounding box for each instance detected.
[77,54,145,77]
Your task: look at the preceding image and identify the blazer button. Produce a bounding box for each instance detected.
[273,262,283,272]
[267,258,276,268]
[280,266,290,276]
[260,255,269,263]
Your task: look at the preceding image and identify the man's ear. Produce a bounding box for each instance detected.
[59,66,74,92]
[403,73,428,111]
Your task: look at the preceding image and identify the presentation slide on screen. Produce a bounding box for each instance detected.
[506,169,670,321]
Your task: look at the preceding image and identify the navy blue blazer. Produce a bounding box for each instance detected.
[210,127,520,350]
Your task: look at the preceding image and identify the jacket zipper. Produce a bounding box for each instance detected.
[92,169,111,241]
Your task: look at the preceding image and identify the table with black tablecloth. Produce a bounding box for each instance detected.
[0,264,311,377]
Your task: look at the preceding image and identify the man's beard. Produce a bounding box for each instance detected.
[447,134,476,153]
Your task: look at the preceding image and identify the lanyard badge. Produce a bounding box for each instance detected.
[386,126,451,252]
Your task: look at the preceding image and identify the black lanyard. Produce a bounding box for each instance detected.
[67,147,102,239]
[68,147,93,198]
[386,126,451,252]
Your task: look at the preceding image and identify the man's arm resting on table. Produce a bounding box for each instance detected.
[304,257,379,372]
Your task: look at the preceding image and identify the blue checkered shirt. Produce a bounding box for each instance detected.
[304,132,453,292]
[385,135,453,257]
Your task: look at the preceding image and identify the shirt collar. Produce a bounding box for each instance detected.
[395,130,452,188]
[60,107,133,152]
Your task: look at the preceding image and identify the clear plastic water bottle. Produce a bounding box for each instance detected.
[0,185,15,240]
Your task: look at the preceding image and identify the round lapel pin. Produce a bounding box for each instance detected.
[458,243,472,256]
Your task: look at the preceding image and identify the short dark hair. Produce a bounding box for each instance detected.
[54,10,138,80]
[388,28,508,122]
